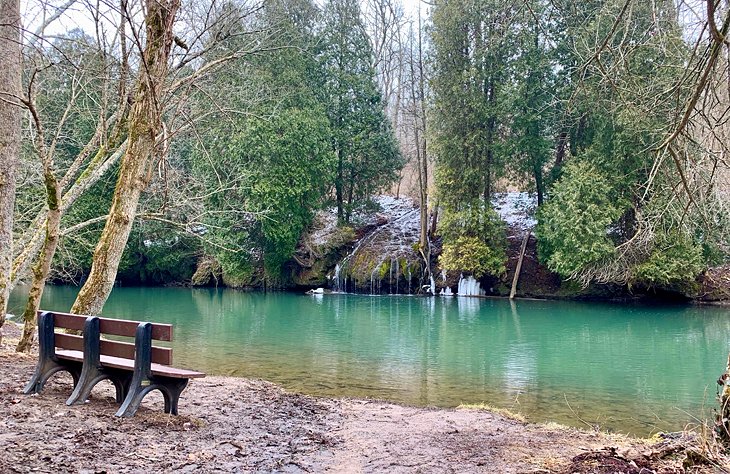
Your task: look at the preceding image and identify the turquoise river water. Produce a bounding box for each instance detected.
[8,285,730,436]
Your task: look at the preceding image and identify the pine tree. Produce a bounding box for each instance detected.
[317,0,402,223]
[508,0,554,206]
[190,0,336,284]
[430,0,516,277]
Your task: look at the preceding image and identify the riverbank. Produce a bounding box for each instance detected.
[290,194,730,304]
[0,323,725,473]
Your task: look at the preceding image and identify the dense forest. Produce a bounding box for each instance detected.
[1,0,729,348]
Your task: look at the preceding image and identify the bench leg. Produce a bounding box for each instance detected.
[67,362,101,405]
[67,367,132,406]
[112,373,132,404]
[115,383,152,417]
[24,312,81,395]
[115,378,189,417]
[115,324,193,417]
[162,379,188,415]
[24,361,80,395]
[67,371,113,406]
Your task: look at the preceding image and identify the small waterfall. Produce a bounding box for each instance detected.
[457,274,485,296]
[329,199,420,294]
[393,258,399,294]
[429,275,436,295]
[440,287,454,296]
[370,262,379,295]
[388,258,393,293]
[333,264,341,292]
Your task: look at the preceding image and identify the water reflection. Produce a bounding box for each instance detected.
[8,285,730,436]
[455,295,480,320]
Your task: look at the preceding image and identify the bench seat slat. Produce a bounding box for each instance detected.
[56,349,84,361]
[56,350,204,379]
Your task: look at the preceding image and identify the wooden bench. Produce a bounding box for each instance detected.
[24,311,205,417]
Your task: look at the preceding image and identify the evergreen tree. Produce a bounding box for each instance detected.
[536,0,704,289]
[317,0,403,223]
[508,1,555,206]
[431,0,516,207]
[430,0,516,277]
[190,0,335,284]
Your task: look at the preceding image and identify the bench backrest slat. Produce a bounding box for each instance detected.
[46,311,173,341]
[53,313,86,331]
[55,332,83,351]
[98,318,173,341]
[54,328,173,365]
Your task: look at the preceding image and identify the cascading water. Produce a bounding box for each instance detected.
[319,193,538,295]
[392,258,399,294]
[457,274,485,296]
[329,196,421,295]
[370,261,381,295]
[333,264,342,292]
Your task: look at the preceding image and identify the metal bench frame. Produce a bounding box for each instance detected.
[24,311,204,417]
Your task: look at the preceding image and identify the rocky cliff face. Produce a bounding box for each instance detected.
[291,193,549,296]
[291,196,426,294]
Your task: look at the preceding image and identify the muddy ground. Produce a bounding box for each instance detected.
[0,322,725,473]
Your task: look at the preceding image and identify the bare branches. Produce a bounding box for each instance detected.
[707,0,730,45]
[660,5,730,152]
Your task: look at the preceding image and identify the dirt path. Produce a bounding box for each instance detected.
[0,323,721,473]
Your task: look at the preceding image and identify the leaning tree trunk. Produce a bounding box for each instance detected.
[0,0,22,334]
[15,74,63,352]
[16,175,61,352]
[71,0,180,316]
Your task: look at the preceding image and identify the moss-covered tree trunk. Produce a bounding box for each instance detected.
[71,0,180,316]
[10,140,126,291]
[14,72,63,352]
[0,0,22,333]
[16,175,61,352]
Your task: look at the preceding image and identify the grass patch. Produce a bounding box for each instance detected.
[457,403,526,422]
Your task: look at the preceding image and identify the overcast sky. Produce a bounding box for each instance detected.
[23,0,429,41]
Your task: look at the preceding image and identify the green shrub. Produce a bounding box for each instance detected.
[633,231,704,291]
[537,160,626,278]
[438,201,506,277]
[440,236,506,278]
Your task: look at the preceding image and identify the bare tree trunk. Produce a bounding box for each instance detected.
[71,0,180,316]
[16,84,63,352]
[554,131,568,169]
[416,11,428,253]
[16,180,61,352]
[429,198,439,241]
[409,11,430,273]
[0,0,22,333]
